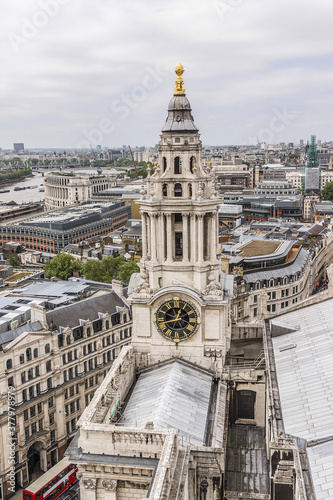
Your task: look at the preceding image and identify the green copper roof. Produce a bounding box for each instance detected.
[306,135,319,169]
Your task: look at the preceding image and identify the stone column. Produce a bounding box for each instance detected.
[81,478,97,500]
[216,211,219,252]
[166,214,173,263]
[160,214,165,262]
[197,214,204,262]
[141,212,147,260]
[183,214,189,263]
[150,213,157,261]
[210,213,216,261]
[190,213,196,263]
[101,478,117,500]
[147,214,151,260]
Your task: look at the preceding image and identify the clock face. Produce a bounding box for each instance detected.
[155,298,199,342]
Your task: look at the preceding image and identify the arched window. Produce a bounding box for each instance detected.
[162,184,168,197]
[163,157,167,172]
[6,359,12,370]
[174,183,182,197]
[19,354,24,364]
[190,156,196,173]
[123,314,127,323]
[66,335,71,345]
[174,157,182,175]
[256,281,260,290]
[26,348,32,361]
[106,321,109,330]
[34,348,38,358]
[188,183,192,198]
[45,343,50,354]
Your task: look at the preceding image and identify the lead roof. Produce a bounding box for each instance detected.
[119,360,213,446]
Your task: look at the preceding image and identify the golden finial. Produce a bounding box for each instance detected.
[174,63,185,94]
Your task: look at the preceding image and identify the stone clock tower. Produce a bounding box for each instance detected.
[129,64,232,371]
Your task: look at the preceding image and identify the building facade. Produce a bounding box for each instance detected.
[0,283,132,498]
[44,173,116,210]
[0,202,131,253]
[229,230,333,322]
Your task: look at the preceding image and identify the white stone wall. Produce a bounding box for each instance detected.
[44,174,116,210]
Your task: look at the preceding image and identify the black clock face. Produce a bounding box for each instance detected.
[155,298,199,342]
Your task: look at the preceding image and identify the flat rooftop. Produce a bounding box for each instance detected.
[239,240,281,257]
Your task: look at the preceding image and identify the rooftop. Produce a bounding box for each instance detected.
[239,240,281,258]
[119,361,213,446]
[271,298,333,498]
[19,202,123,230]
[46,290,126,329]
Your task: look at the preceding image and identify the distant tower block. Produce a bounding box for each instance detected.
[13,143,24,152]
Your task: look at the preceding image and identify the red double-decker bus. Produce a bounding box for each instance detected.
[23,458,78,500]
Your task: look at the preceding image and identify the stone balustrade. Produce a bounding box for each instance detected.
[78,345,135,426]
[141,430,179,500]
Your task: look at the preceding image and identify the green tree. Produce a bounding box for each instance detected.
[44,253,82,280]
[118,260,140,283]
[8,254,21,268]
[82,260,105,282]
[82,256,139,284]
[321,182,333,201]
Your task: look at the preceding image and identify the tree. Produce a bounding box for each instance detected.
[8,254,21,268]
[118,260,140,283]
[321,182,333,201]
[44,253,82,280]
[82,256,139,284]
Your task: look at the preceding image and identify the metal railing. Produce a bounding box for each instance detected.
[226,349,265,370]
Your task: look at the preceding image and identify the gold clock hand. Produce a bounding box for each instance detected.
[162,310,181,323]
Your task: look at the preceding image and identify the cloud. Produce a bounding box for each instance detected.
[1,0,333,147]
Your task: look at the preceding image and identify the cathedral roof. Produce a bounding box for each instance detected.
[119,360,213,446]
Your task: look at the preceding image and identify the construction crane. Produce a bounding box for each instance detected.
[128,145,139,179]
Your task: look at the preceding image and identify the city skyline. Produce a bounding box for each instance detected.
[1,0,333,149]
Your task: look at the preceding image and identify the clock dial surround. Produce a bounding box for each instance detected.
[155,298,199,342]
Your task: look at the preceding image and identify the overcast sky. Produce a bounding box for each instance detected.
[1,0,333,149]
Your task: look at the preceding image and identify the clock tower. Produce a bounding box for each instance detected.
[129,64,232,371]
